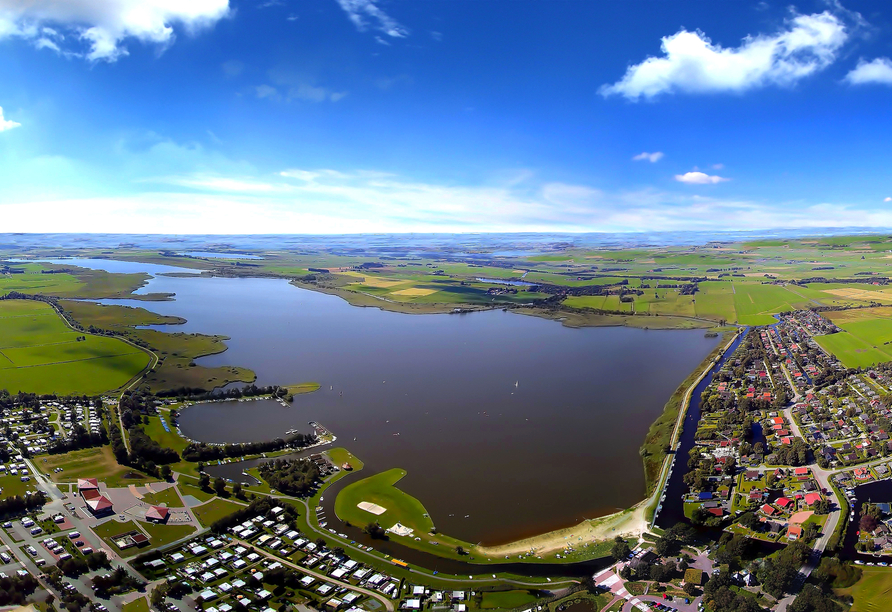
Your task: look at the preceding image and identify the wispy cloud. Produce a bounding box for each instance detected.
[0,0,230,62]
[675,171,729,185]
[601,10,848,100]
[335,0,407,38]
[632,151,664,163]
[845,57,892,85]
[0,106,20,132]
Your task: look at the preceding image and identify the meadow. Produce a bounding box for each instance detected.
[816,307,892,367]
[59,300,255,393]
[335,468,434,535]
[0,299,150,395]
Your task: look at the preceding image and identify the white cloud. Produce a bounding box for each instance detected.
[258,71,347,103]
[335,0,407,38]
[0,106,20,132]
[222,60,244,77]
[885,197,892,202]
[712,163,724,170]
[845,57,892,85]
[675,171,729,185]
[632,151,664,163]
[600,11,848,99]
[255,84,279,99]
[0,0,230,61]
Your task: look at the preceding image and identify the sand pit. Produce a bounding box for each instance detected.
[358,501,387,515]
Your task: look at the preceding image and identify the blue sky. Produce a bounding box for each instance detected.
[1,0,891,234]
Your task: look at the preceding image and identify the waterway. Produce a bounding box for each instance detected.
[49,258,720,545]
[654,329,748,529]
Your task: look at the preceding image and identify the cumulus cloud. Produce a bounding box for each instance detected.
[845,57,892,85]
[0,106,20,132]
[601,11,848,100]
[675,171,729,185]
[632,151,664,163]
[885,197,892,202]
[335,0,407,38]
[0,0,230,61]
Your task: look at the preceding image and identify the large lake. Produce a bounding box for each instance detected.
[48,258,720,544]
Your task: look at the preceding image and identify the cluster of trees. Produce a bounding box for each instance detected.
[128,426,179,465]
[0,491,47,516]
[109,418,178,480]
[363,522,388,539]
[859,502,884,533]
[258,458,320,497]
[702,570,763,612]
[210,496,298,534]
[56,551,111,577]
[48,422,108,455]
[182,432,315,463]
[755,540,811,598]
[91,567,145,597]
[156,384,289,400]
[771,437,810,466]
[0,572,38,606]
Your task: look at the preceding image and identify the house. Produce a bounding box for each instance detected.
[146,506,170,524]
[81,489,113,516]
[804,493,822,506]
[77,478,99,492]
[761,504,777,516]
[787,525,803,540]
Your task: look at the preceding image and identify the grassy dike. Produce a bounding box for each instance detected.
[641,328,740,517]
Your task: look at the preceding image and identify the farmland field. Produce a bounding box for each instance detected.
[0,299,150,394]
[815,307,892,367]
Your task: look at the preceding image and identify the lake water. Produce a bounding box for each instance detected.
[69,259,721,544]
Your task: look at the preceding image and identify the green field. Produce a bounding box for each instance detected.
[481,590,541,609]
[0,299,150,394]
[335,468,434,535]
[122,597,150,612]
[139,521,197,549]
[0,472,38,499]
[193,498,243,527]
[839,567,892,612]
[40,446,153,488]
[141,486,184,508]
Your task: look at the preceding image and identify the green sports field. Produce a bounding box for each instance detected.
[0,299,150,395]
[335,468,434,535]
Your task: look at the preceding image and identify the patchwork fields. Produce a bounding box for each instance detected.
[0,299,150,394]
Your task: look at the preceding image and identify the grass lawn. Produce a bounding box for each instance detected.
[283,382,321,395]
[139,521,196,550]
[837,567,892,612]
[40,446,153,488]
[335,468,434,535]
[94,519,140,540]
[193,498,243,527]
[177,479,216,503]
[0,472,39,499]
[481,590,540,609]
[141,486,184,508]
[0,299,151,395]
[814,331,892,368]
[122,597,150,612]
[732,283,806,325]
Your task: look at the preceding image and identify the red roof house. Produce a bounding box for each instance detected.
[77,478,99,491]
[146,506,170,523]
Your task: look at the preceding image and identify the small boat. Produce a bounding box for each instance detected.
[515,381,518,387]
